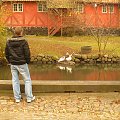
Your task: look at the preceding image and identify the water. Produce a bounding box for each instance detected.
[0,64,120,81]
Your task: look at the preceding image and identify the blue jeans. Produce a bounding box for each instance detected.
[11,64,33,100]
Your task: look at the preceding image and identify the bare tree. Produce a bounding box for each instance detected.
[81,3,120,56]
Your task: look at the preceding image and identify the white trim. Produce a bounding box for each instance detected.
[13,3,23,12]
[102,5,107,13]
[37,2,47,12]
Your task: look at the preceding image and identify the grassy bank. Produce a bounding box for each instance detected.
[26,35,120,57]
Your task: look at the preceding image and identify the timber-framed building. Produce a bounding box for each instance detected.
[1,0,120,36]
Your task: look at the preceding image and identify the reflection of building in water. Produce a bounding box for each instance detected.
[57,65,72,73]
[85,70,120,80]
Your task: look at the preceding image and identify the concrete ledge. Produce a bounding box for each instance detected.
[0,80,120,93]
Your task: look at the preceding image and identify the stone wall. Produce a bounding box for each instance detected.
[30,54,120,65]
[31,54,58,64]
[7,27,48,36]
[72,54,120,64]
[0,54,120,66]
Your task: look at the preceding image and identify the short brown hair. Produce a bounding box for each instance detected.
[14,27,23,36]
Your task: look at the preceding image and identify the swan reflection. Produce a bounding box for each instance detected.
[57,65,72,73]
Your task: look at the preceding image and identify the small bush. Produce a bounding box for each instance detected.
[0,3,11,58]
[0,27,7,58]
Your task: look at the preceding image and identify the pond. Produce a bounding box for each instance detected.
[0,64,120,81]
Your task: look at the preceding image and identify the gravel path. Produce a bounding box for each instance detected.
[0,92,120,120]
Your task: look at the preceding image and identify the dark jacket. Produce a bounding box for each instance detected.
[5,36,31,65]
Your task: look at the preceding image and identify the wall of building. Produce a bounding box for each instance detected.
[74,4,119,28]
[4,2,48,27]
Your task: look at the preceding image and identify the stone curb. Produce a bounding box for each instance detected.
[0,80,120,93]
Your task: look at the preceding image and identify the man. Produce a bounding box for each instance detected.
[5,27,35,103]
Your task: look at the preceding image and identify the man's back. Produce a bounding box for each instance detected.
[5,36,30,65]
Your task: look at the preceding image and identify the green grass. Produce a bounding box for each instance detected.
[25,35,120,57]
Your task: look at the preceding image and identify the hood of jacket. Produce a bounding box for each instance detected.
[8,36,26,47]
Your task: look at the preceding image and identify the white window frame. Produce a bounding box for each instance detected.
[75,4,84,13]
[102,5,107,13]
[37,2,47,12]
[13,3,23,12]
[109,4,114,13]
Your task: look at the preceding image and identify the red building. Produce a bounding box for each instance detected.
[1,0,120,36]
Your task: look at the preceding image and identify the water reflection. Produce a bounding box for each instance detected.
[57,65,72,73]
[0,64,120,81]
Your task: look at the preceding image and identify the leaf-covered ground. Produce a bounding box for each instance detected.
[0,92,119,120]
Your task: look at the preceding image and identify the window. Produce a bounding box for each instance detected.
[109,4,114,13]
[102,4,114,13]
[13,3,23,12]
[75,4,84,13]
[102,5,107,13]
[38,2,47,12]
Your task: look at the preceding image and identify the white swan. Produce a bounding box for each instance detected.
[58,52,74,62]
[58,56,66,62]
[66,54,72,61]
